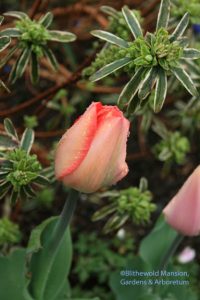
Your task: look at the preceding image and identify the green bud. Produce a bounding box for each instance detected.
[145,55,153,62]
[0,218,21,246]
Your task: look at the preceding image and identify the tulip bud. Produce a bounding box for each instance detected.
[163,166,200,236]
[55,102,130,193]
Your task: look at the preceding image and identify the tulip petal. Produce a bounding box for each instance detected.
[163,166,200,236]
[63,114,129,193]
[103,117,129,186]
[96,105,129,186]
[55,102,102,179]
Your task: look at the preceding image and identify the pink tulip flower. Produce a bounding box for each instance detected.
[177,246,196,264]
[55,102,130,193]
[163,166,200,236]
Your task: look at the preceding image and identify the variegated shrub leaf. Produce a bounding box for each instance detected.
[20,128,34,154]
[182,48,200,59]
[0,119,50,203]
[153,68,167,113]
[0,45,18,68]
[90,57,131,82]
[34,175,50,186]
[48,30,76,42]
[4,118,19,141]
[100,6,118,18]
[91,30,129,48]
[0,80,10,92]
[138,67,158,100]
[15,48,31,78]
[1,11,76,83]
[39,12,53,28]
[0,36,11,52]
[4,11,29,20]
[0,16,4,25]
[172,67,199,97]
[122,6,142,39]
[156,0,170,30]
[43,47,59,71]
[8,49,23,83]
[118,68,145,107]
[170,13,189,41]
[0,28,21,37]
[87,1,200,113]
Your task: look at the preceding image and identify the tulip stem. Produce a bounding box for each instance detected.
[28,189,79,300]
[159,233,184,270]
[49,188,79,250]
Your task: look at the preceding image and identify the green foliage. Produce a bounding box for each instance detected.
[73,231,134,285]
[101,5,142,41]
[117,187,155,225]
[83,6,142,78]
[0,217,21,246]
[152,28,183,69]
[0,118,49,203]
[24,115,38,129]
[153,120,190,165]
[174,260,200,296]
[92,178,156,233]
[139,215,178,269]
[6,149,41,191]
[135,100,154,133]
[34,188,55,208]
[84,27,183,80]
[110,256,152,300]
[0,11,76,83]
[71,285,110,300]
[0,16,11,91]
[0,16,11,53]
[0,248,32,300]
[110,256,198,300]
[110,216,198,300]
[88,2,200,113]
[83,45,125,77]
[46,89,76,130]
[15,17,51,56]
[28,217,72,300]
[169,98,200,134]
[172,0,200,24]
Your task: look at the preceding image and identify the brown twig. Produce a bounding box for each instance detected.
[76,82,122,94]
[0,51,94,117]
[52,3,108,28]
[29,0,43,19]
[35,129,65,138]
[127,151,151,161]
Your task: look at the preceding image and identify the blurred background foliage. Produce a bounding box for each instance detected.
[0,0,200,299]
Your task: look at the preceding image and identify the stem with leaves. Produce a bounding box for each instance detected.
[29,189,79,300]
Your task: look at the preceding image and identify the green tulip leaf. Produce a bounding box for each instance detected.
[28,217,73,300]
[139,214,178,269]
[0,248,33,300]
